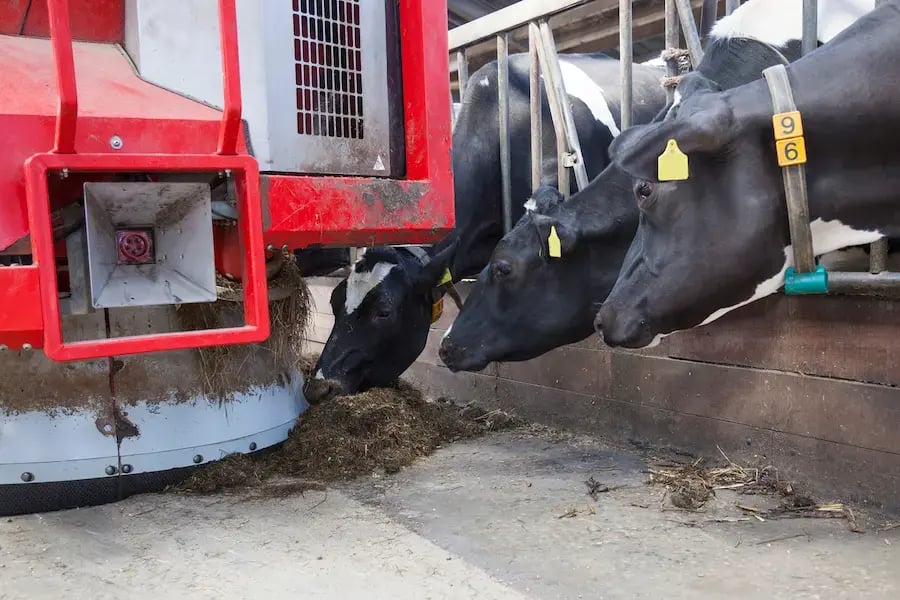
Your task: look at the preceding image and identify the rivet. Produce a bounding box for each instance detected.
[0,345,7,351]
[121,464,133,474]
[266,245,275,252]
[21,343,32,351]
[224,169,232,177]
[109,135,123,150]
[193,454,203,464]
[105,465,117,476]
[20,472,34,483]
[59,168,69,179]
[249,442,257,451]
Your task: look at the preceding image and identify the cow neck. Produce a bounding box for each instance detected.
[726,2,900,239]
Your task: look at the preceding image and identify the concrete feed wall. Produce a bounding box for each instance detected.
[306,277,900,514]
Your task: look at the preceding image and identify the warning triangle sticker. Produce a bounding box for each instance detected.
[373,155,386,171]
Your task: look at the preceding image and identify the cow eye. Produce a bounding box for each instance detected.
[491,261,512,279]
[636,181,654,200]
[375,308,392,319]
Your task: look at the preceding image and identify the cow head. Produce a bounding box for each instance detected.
[440,173,639,372]
[309,242,456,397]
[597,88,790,349]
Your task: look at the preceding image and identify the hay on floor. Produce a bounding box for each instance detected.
[175,365,521,494]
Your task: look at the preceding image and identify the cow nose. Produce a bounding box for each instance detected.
[438,338,463,371]
[595,304,649,349]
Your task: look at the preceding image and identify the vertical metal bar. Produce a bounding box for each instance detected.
[537,21,589,191]
[725,0,741,15]
[619,0,633,130]
[802,0,818,56]
[217,0,242,155]
[870,238,888,274]
[528,23,543,193]
[674,0,704,67]
[699,0,718,43]
[457,50,469,98]
[47,0,78,154]
[664,0,679,104]
[497,34,513,233]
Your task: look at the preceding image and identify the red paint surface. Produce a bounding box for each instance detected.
[0,0,123,42]
[0,266,43,350]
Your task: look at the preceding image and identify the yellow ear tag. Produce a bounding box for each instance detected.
[437,268,452,287]
[548,225,562,259]
[431,297,444,324]
[657,139,689,181]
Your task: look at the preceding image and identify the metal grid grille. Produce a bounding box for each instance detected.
[293,0,364,139]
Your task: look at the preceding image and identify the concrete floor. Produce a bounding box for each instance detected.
[1,430,897,599]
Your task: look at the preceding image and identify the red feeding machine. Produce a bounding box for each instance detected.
[0,0,453,515]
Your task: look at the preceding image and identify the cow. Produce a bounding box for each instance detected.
[307,54,669,397]
[598,0,897,349]
[439,0,877,371]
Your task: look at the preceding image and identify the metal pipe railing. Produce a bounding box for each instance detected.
[673,0,704,66]
[801,0,817,56]
[663,0,680,104]
[725,0,741,15]
[528,23,543,193]
[497,33,513,233]
[699,0,718,43]
[619,0,633,130]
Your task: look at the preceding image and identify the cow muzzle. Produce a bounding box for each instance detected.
[595,304,656,349]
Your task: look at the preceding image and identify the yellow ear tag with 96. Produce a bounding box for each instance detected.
[437,268,452,287]
[657,139,689,181]
[548,225,562,259]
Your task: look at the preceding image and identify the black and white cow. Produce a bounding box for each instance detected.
[308,54,669,396]
[598,0,895,349]
[440,0,876,371]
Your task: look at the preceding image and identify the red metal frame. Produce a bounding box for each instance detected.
[263,0,454,248]
[0,0,454,358]
[21,0,268,361]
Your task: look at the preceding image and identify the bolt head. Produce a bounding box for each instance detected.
[121,464,133,474]
[249,442,257,451]
[105,465,117,476]
[109,135,123,150]
[20,472,34,483]
[193,455,203,464]
[0,345,7,351]
[21,343,32,351]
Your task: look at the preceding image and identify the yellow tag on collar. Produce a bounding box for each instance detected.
[657,139,689,181]
[431,297,444,324]
[548,225,562,259]
[437,268,452,287]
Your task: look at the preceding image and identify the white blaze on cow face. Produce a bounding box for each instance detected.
[344,261,397,315]
[557,60,621,137]
[315,370,325,380]
[523,198,538,212]
[695,218,883,329]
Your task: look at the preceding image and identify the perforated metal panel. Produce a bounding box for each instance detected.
[125,0,404,177]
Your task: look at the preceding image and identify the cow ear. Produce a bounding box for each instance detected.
[532,214,577,258]
[609,95,733,182]
[412,238,458,292]
[524,186,565,214]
